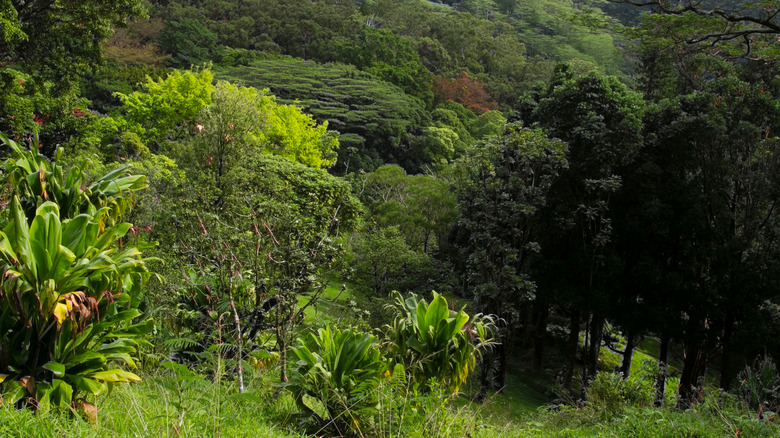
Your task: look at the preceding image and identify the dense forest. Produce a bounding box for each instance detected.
[2,0,780,436]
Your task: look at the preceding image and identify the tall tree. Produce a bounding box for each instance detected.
[454,123,567,389]
[521,65,644,389]
[631,72,780,408]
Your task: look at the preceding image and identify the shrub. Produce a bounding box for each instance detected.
[287,326,386,434]
[0,135,155,411]
[737,355,780,412]
[384,291,495,394]
[586,371,652,415]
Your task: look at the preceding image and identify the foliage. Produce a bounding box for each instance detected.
[287,326,385,433]
[116,69,215,143]
[167,149,362,383]
[384,291,495,394]
[434,72,499,114]
[357,165,459,253]
[585,372,652,415]
[0,135,154,410]
[331,26,434,105]
[350,225,426,296]
[158,18,218,68]
[737,356,780,413]
[215,58,431,172]
[103,19,169,68]
[0,0,146,93]
[453,124,568,321]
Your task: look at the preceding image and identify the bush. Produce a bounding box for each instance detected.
[384,291,495,394]
[287,326,386,434]
[586,372,652,415]
[0,135,154,411]
[737,355,780,413]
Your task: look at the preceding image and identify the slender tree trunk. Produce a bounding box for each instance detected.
[564,310,580,391]
[677,341,707,410]
[496,334,507,394]
[720,309,735,390]
[620,330,636,379]
[532,302,549,372]
[653,331,670,408]
[228,287,245,393]
[587,315,605,381]
[276,299,289,383]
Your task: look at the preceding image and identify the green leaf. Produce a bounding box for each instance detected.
[43,361,66,378]
[68,374,107,396]
[90,369,141,383]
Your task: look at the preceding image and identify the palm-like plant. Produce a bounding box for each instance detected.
[0,135,154,410]
[384,291,495,394]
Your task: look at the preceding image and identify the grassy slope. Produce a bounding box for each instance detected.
[3,282,772,437]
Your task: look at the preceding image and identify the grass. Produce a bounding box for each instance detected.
[0,368,305,438]
[2,283,770,437]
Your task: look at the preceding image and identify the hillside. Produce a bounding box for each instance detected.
[2,0,780,436]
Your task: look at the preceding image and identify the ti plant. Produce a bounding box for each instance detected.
[287,326,386,434]
[384,291,496,395]
[0,134,155,411]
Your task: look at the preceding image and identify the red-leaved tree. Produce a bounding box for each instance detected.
[433,72,498,114]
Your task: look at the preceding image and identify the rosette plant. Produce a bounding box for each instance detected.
[287,326,386,433]
[0,134,155,410]
[384,291,496,394]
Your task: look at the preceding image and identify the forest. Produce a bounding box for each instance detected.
[2,0,780,436]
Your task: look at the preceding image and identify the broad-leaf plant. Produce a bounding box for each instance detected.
[0,134,155,411]
[385,291,495,394]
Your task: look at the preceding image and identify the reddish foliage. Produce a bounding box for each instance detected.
[433,72,498,114]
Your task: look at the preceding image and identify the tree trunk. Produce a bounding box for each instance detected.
[228,288,245,393]
[532,302,548,372]
[563,310,580,391]
[653,331,670,408]
[677,341,707,410]
[586,315,605,381]
[620,330,636,379]
[720,309,735,390]
[496,336,507,394]
[276,301,289,383]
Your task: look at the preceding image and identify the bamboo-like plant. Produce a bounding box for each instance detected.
[0,135,155,411]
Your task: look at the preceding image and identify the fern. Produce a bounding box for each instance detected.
[163,337,200,351]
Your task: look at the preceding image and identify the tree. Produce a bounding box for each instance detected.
[522,65,644,389]
[633,77,780,408]
[357,165,458,254]
[351,226,421,296]
[434,72,499,114]
[453,123,567,389]
[615,0,780,58]
[0,0,145,143]
[117,69,215,143]
[1,0,146,89]
[170,150,362,383]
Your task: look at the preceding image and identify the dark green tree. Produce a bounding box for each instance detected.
[521,65,644,389]
[453,123,567,390]
[633,77,780,408]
